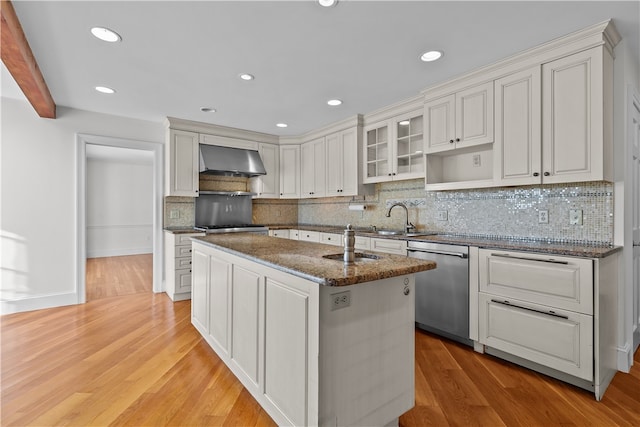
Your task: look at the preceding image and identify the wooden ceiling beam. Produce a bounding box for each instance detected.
[1,0,55,118]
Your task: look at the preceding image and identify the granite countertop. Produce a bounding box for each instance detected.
[266,224,621,258]
[191,233,436,287]
[164,227,205,234]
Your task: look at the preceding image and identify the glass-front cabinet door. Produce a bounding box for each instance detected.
[394,113,424,179]
[364,123,390,183]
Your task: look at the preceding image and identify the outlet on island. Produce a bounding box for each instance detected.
[538,209,549,224]
[331,290,351,311]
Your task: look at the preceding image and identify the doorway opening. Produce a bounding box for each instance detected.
[76,134,163,304]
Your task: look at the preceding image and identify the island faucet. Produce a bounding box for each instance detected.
[385,203,415,233]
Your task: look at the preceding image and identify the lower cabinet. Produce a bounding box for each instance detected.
[164,231,204,301]
[370,237,407,255]
[192,241,415,426]
[475,248,619,400]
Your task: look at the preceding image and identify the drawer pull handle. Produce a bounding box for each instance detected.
[490,253,568,265]
[490,299,569,319]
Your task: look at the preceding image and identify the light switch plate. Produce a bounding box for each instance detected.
[569,209,583,225]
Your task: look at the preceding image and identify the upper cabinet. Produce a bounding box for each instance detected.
[250,143,280,198]
[279,144,301,199]
[166,129,200,197]
[326,127,362,197]
[364,110,424,184]
[300,137,326,198]
[424,81,494,154]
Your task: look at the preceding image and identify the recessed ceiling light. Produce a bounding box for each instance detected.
[200,107,216,113]
[239,73,254,81]
[327,99,342,106]
[420,50,443,62]
[318,0,338,7]
[90,27,121,43]
[399,120,410,126]
[95,86,115,94]
[276,123,288,128]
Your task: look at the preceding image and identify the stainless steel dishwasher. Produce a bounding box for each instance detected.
[407,241,472,346]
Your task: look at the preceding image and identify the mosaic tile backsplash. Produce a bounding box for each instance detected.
[297,179,614,245]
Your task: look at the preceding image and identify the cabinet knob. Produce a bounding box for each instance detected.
[455,138,460,142]
[280,193,283,196]
[449,139,454,144]
[392,173,396,176]
[544,172,550,176]
[388,173,392,176]
[533,172,539,177]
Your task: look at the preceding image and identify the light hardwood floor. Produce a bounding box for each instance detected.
[86,254,153,300]
[2,257,639,426]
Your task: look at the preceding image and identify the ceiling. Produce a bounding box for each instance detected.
[2,1,639,137]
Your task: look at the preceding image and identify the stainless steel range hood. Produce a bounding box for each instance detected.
[199,144,267,177]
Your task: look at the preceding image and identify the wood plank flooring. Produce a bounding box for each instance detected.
[2,256,639,426]
[86,254,152,300]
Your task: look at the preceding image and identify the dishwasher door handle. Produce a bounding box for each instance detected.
[407,248,468,259]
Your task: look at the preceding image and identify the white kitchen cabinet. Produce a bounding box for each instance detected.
[424,81,494,154]
[279,145,300,199]
[192,240,415,426]
[370,238,407,255]
[300,137,326,198]
[298,230,321,243]
[320,232,343,246]
[355,236,371,251]
[164,231,204,301]
[326,127,363,197]
[475,248,619,400]
[493,66,542,186]
[541,47,612,184]
[289,229,300,240]
[269,229,290,239]
[165,129,199,197]
[364,111,424,184]
[250,143,279,198]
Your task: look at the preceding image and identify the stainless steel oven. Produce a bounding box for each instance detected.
[407,241,472,346]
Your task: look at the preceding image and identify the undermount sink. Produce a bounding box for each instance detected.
[322,253,381,262]
[375,229,405,236]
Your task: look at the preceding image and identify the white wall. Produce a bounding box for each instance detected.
[1,97,164,314]
[86,157,153,258]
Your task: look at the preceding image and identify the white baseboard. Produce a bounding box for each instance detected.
[617,342,633,373]
[87,247,152,258]
[1,292,79,315]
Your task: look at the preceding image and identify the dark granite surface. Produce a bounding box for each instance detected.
[191,234,436,287]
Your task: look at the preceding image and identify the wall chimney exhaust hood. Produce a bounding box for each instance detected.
[199,144,267,177]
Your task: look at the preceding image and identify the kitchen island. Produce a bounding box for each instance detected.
[190,233,436,427]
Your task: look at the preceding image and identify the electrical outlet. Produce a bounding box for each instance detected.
[331,291,351,311]
[169,210,180,219]
[569,209,583,225]
[437,210,448,221]
[472,154,481,167]
[538,209,549,224]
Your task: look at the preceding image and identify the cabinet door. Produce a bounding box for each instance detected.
[325,132,343,196]
[166,129,199,197]
[394,113,424,179]
[250,143,279,198]
[301,138,326,198]
[191,249,210,334]
[279,145,300,199]
[494,67,542,186]
[231,265,261,385]
[424,94,455,153]
[456,81,494,148]
[209,256,231,355]
[339,127,360,195]
[542,48,603,183]
[363,122,392,183]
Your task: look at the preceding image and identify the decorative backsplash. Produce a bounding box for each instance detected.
[165,176,614,246]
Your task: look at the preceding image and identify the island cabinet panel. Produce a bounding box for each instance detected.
[264,278,310,427]
[191,249,210,335]
[231,266,261,385]
[210,257,231,355]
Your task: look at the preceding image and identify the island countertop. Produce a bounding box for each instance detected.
[191,233,436,286]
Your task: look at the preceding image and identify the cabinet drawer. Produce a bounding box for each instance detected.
[355,236,371,250]
[175,269,192,292]
[479,249,593,314]
[177,257,193,269]
[176,245,193,258]
[370,238,407,255]
[289,230,299,240]
[321,232,343,246]
[298,230,321,243]
[177,233,203,245]
[270,229,290,239]
[478,293,593,380]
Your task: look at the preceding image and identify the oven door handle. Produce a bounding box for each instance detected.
[407,248,468,259]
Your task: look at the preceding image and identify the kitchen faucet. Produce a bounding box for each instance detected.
[385,203,415,234]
